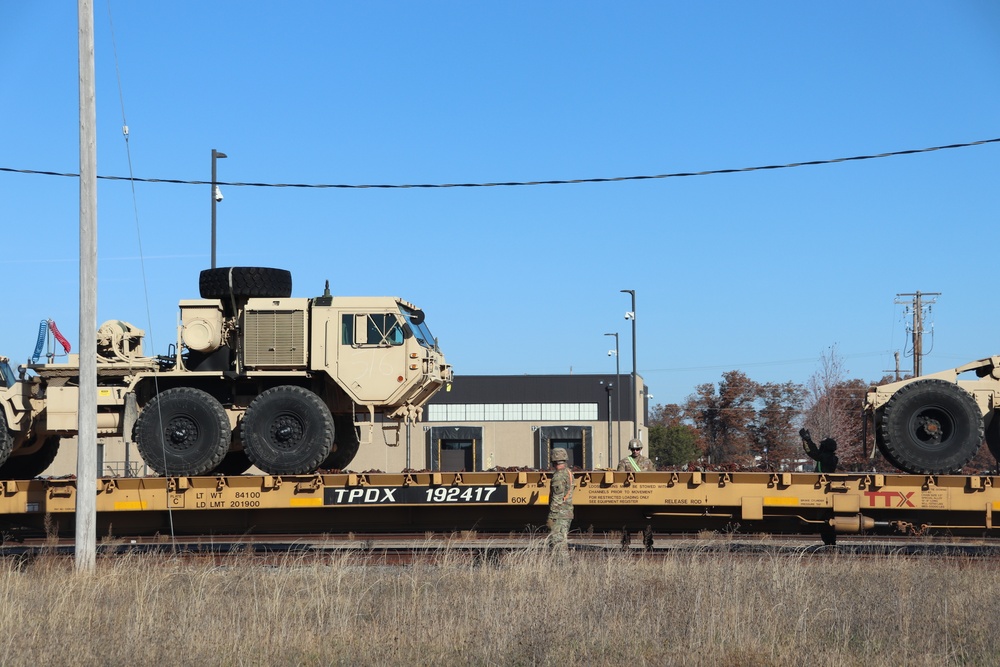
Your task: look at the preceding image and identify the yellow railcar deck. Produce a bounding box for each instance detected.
[1,470,998,543]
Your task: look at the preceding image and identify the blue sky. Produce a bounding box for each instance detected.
[1,2,998,406]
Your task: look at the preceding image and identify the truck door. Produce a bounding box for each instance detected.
[336,312,408,404]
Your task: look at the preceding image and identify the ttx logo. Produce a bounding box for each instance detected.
[864,491,916,508]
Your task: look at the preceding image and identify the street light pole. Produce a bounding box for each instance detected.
[211,148,227,269]
[605,383,613,469]
[604,332,620,460]
[621,289,637,441]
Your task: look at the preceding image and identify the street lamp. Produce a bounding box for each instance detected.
[604,381,613,469]
[621,289,637,441]
[605,332,621,461]
[211,148,228,269]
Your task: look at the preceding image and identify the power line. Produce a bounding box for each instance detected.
[1,137,997,190]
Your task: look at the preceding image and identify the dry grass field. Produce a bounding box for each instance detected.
[0,539,996,666]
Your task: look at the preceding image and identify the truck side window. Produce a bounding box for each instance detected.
[341,314,354,345]
[366,314,404,346]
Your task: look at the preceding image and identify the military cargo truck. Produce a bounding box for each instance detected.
[0,267,452,478]
[866,356,1000,474]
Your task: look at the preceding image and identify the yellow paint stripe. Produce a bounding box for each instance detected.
[290,498,323,507]
[992,501,1000,511]
[764,497,799,507]
[114,501,147,510]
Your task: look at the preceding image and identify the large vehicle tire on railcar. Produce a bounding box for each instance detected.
[134,388,231,476]
[0,412,14,471]
[320,415,361,471]
[984,415,1000,464]
[199,267,292,300]
[210,449,254,476]
[0,436,59,479]
[877,379,983,474]
[241,386,334,475]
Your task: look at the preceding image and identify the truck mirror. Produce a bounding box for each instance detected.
[411,310,425,326]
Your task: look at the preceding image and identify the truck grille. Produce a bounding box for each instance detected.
[243,310,307,368]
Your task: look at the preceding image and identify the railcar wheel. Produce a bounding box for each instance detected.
[0,436,59,479]
[135,388,231,476]
[241,386,334,475]
[211,449,254,476]
[878,379,983,474]
[320,415,360,470]
[199,267,292,299]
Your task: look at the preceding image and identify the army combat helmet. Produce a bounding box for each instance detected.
[628,439,643,451]
[550,447,568,463]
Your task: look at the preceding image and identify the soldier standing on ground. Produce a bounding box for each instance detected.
[618,439,654,472]
[546,447,574,556]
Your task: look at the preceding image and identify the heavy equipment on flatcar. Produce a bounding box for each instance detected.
[866,356,1000,475]
[0,267,451,478]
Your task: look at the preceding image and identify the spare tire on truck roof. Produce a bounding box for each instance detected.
[199,267,293,299]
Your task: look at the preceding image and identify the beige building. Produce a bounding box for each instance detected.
[46,373,648,476]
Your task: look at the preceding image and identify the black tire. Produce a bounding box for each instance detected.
[878,379,983,474]
[199,267,292,299]
[0,437,59,479]
[134,387,231,476]
[241,386,334,475]
[0,412,16,472]
[320,415,361,471]
[210,449,254,476]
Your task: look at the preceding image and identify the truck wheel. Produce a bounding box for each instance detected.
[320,415,360,470]
[879,379,983,474]
[199,267,292,299]
[0,437,59,479]
[211,449,254,476]
[135,388,231,476]
[0,412,15,472]
[241,386,334,475]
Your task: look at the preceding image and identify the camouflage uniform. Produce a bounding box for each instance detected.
[547,449,574,555]
[617,453,654,472]
[617,440,654,471]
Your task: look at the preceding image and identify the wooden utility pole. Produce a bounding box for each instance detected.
[76,0,98,571]
[895,291,940,378]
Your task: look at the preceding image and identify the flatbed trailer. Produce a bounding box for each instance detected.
[3,470,1000,545]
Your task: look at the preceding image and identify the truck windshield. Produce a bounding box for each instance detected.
[0,360,14,388]
[400,306,436,349]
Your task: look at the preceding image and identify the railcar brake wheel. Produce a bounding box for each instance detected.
[878,379,983,474]
[241,386,334,475]
[135,387,231,476]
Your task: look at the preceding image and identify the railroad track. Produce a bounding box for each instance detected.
[5,531,1000,564]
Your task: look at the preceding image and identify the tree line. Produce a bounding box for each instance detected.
[645,348,996,473]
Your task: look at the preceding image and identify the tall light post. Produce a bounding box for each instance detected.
[621,289,637,441]
[604,332,621,461]
[210,148,227,269]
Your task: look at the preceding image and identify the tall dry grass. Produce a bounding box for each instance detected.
[0,540,996,666]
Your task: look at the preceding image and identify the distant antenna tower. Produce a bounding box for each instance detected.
[895,291,940,377]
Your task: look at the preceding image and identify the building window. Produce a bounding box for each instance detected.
[425,403,599,422]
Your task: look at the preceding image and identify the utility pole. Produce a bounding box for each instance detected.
[76,0,97,572]
[895,291,940,377]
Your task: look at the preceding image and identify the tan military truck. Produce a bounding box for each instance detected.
[0,267,452,478]
[865,356,1000,474]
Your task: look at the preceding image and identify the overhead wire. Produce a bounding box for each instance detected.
[1,137,998,190]
[105,0,177,547]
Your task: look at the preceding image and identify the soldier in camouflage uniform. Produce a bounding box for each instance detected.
[617,439,654,472]
[546,447,574,556]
